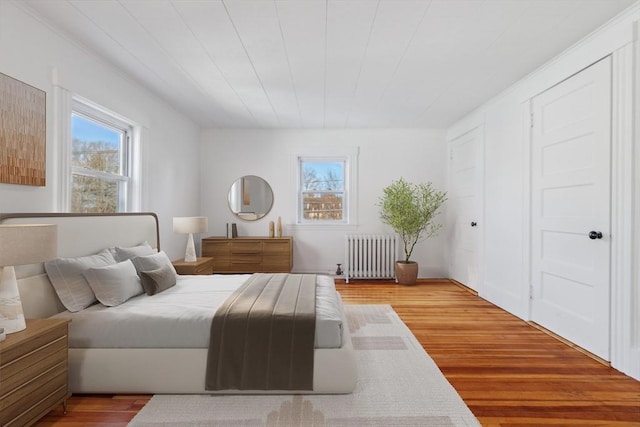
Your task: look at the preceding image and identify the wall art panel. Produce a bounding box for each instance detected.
[0,73,46,186]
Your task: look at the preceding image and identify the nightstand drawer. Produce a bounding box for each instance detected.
[0,335,67,396]
[1,362,67,419]
[172,257,214,275]
[1,327,66,366]
[192,263,213,275]
[8,384,69,427]
[0,319,70,427]
[4,383,68,427]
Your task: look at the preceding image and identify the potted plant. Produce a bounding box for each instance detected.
[378,178,446,285]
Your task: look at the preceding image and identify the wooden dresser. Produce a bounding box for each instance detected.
[202,236,293,273]
[0,318,71,427]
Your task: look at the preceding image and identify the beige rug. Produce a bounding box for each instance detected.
[128,304,480,427]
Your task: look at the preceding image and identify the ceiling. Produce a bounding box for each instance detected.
[22,0,637,129]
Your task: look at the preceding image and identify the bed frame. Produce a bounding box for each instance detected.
[0,213,357,394]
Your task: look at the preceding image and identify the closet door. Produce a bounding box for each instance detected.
[530,57,611,360]
[449,127,483,291]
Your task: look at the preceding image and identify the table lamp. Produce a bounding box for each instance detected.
[0,224,57,335]
[173,217,208,263]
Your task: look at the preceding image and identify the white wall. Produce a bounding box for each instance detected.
[200,128,447,277]
[0,2,201,259]
[447,4,640,379]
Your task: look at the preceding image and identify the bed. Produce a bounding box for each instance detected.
[0,212,357,394]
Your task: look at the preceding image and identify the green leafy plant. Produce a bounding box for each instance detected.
[378,178,447,263]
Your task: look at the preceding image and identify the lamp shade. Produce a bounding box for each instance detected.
[173,217,208,234]
[173,217,208,263]
[0,224,57,266]
[0,224,57,336]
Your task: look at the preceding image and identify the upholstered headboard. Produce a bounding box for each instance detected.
[0,213,159,318]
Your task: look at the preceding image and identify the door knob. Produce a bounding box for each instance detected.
[588,231,603,240]
[470,222,477,227]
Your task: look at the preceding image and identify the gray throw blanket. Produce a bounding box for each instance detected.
[205,273,317,391]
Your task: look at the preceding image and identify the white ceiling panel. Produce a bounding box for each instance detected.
[20,0,638,129]
[66,0,243,126]
[276,0,327,127]
[224,0,301,127]
[171,1,276,127]
[325,0,379,127]
[117,1,252,122]
[346,1,431,127]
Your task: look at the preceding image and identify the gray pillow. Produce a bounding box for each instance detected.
[131,251,178,277]
[140,264,177,296]
[44,249,116,312]
[84,260,144,306]
[113,242,155,262]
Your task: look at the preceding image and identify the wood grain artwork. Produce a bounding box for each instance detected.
[0,73,46,186]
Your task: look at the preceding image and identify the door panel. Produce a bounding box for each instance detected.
[531,57,611,360]
[449,127,482,290]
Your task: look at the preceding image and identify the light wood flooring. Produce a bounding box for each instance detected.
[37,279,640,426]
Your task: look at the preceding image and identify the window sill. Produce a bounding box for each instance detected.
[289,223,359,232]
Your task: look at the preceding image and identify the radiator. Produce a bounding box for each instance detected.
[344,234,398,283]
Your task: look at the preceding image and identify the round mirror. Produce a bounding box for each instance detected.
[228,175,274,221]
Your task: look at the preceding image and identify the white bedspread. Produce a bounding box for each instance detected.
[52,274,344,349]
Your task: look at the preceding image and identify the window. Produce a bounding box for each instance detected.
[70,99,133,213]
[299,158,347,223]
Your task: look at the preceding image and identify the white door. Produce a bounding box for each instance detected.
[530,57,611,360]
[449,127,482,291]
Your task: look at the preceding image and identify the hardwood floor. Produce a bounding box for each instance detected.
[37,280,640,426]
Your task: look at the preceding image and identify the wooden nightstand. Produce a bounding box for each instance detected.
[0,318,71,427]
[172,257,214,275]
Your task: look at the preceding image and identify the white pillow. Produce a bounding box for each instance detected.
[84,260,144,306]
[113,242,155,262]
[44,249,116,312]
[131,251,178,278]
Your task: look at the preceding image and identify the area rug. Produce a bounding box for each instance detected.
[128,304,480,427]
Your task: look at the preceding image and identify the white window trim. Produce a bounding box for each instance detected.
[290,146,359,230]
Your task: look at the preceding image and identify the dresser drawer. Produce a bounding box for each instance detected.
[263,255,291,265]
[211,258,230,269]
[230,241,261,253]
[203,240,229,256]
[229,262,262,272]
[263,241,291,255]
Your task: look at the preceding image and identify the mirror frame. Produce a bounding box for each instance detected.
[227,175,274,221]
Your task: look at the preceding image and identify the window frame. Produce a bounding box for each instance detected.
[68,97,135,213]
[298,156,349,224]
[291,145,359,229]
